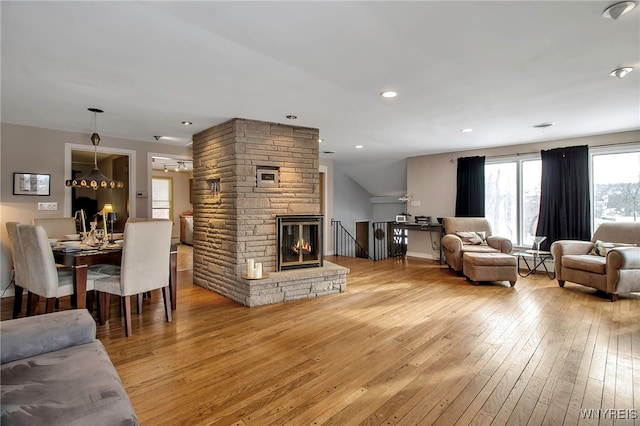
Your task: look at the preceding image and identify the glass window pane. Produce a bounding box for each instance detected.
[593,151,640,226]
[152,200,171,209]
[152,209,170,219]
[152,177,172,222]
[485,162,517,242]
[522,159,541,247]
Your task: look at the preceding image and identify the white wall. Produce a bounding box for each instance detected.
[333,163,373,228]
[1,123,192,296]
[332,163,373,255]
[406,130,640,259]
[372,196,404,223]
[319,159,334,255]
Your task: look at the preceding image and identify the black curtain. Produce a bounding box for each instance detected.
[535,145,590,251]
[455,156,485,217]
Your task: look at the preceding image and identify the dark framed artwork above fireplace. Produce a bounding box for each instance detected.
[277,215,323,271]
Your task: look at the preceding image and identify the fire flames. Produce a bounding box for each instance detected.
[292,239,312,254]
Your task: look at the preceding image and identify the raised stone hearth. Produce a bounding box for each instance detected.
[191,118,348,306]
[242,261,348,307]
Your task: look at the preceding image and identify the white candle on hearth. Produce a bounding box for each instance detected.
[247,259,255,278]
[255,262,263,279]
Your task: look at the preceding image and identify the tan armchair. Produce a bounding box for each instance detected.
[441,217,513,272]
[550,222,640,301]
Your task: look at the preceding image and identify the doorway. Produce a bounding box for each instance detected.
[67,147,132,232]
[355,221,369,258]
[149,155,193,241]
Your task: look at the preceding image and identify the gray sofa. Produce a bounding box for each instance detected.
[440,217,513,272]
[1,309,138,425]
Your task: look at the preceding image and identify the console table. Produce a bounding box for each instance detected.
[392,222,445,264]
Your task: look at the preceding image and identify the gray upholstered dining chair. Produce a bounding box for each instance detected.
[17,224,109,315]
[5,222,29,318]
[94,220,173,337]
[32,217,77,239]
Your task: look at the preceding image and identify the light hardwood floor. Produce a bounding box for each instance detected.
[2,256,639,425]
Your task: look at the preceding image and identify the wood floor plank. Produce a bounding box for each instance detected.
[2,255,638,426]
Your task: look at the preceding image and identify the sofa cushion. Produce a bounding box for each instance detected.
[1,340,138,426]
[562,254,606,274]
[590,240,637,257]
[1,310,95,365]
[461,244,498,254]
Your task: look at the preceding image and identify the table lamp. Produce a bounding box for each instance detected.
[101,204,115,242]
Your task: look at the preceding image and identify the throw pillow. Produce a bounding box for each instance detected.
[590,240,637,256]
[456,231,487,245]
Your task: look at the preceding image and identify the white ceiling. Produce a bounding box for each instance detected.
[2,1,639,197]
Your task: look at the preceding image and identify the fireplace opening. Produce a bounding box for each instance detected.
[277,215,323,271]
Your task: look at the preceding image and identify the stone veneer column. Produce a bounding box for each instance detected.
[191,118,321,305]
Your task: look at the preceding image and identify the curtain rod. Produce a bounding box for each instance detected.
[450,140,640,162]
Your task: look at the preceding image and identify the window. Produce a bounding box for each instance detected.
[485,157,541,247]
[485,145,639,248]
[152,177,172,220]
[521,159,542,246]
[591,147,640,227]
[485,162,517,242]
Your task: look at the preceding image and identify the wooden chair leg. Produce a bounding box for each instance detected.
[27,293,39,316]
[12,285,23,319]
[123,295,133,337]
[98,292,111,325]
[86,290,95,312]
[162,286,172,323]
[45,298,56,313]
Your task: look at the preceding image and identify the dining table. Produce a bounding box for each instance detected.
[52,242,178,311]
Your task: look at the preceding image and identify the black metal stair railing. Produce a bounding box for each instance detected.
[330,219,372,259]
[372,221,408,261]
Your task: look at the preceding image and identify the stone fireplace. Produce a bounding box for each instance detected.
[191,118,348,307]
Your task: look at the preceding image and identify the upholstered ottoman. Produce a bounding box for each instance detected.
[463,252,517,287]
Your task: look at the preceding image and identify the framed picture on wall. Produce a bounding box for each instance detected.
[13,172,51,196]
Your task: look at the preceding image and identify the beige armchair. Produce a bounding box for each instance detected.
[441,217,513,272]
[550,222,640,301]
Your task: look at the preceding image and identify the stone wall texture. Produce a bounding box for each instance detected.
[192,118,346,306]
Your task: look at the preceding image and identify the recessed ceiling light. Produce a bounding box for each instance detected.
[602,1,637,19]
[322,151,335,155]
[318,138,324,143]
[181,121,192,126]
[286,115,297,119]
[460,128,473,133]
[355,145,364,149]
[533,122,555,128]
[610,67,634,78]
[380,91,398,98]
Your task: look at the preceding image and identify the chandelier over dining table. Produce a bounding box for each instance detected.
[65,108,124,190]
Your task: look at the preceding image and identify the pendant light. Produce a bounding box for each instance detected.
[65,108,124,190]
